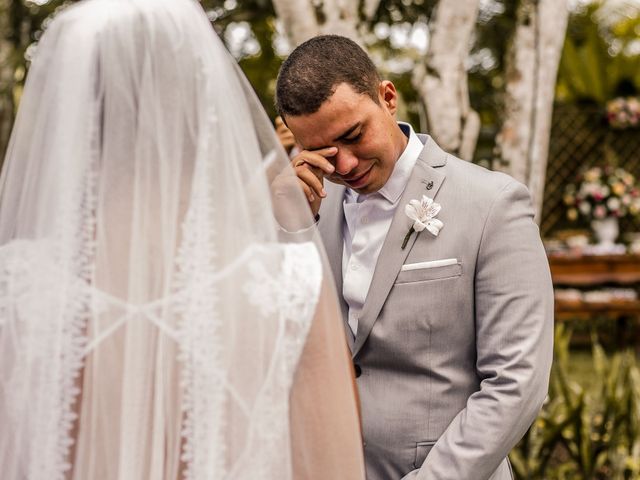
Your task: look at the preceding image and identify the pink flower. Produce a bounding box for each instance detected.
[594,205,607,219]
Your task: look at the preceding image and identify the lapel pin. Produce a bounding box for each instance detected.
[425,181,434,190]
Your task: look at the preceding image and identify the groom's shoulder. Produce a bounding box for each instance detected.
[448,155,514,189]
[418,134,519,191]
[417,133,528,200]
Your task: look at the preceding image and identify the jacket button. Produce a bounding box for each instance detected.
[354,364,362,378]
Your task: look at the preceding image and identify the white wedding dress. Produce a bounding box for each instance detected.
[0,239,322,480]
[0,0,365,479]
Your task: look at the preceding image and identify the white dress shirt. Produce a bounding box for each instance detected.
[342,123,423,335]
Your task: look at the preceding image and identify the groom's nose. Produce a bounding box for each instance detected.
[333,148,359,176]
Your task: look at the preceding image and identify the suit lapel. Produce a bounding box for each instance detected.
[352,136,448,357]
[317,181,354,349]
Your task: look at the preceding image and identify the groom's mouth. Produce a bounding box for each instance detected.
[343,167,372,189]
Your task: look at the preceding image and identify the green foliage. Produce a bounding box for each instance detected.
[0,0,81,164]
[467,0,518,162]
[236,16,281,119]
[510,325,640,479]
[556,2,640,105]
[3,0,638,158]
[201,1,281,118]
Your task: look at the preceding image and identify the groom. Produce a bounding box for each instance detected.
[275,35,553,480]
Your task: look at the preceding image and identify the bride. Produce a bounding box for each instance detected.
[0,0,365,478]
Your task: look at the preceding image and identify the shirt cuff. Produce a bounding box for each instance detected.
[277,213,320,236]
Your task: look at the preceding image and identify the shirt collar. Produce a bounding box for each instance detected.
[377,122,423,204]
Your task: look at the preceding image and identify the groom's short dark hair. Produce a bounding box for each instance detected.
[275,35,381,118]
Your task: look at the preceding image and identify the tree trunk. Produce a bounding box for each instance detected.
[273,0,380,47]
[412,0,480,161]
[271,0,319,46]
[496,0,569,223]
[319,0,361,40]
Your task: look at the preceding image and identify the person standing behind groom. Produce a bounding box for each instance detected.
[275,35,554,480]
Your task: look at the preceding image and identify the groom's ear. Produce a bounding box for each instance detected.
[378,81,398,116]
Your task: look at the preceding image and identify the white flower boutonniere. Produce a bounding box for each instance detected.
[402,195,443,249]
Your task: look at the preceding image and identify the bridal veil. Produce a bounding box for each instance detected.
[0,0,364,478]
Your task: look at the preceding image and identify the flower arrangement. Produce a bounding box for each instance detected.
[564,166,640,222]
[605,97,640,129]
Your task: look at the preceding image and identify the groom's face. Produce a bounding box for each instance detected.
[285,81,407,195]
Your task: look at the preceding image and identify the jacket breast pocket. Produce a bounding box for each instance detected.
[395,262,462,285]
[414,440,436,469]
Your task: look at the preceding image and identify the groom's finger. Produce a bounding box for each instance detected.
[292,147,337,175]
[296,164,326,199]
[298,180,314,203]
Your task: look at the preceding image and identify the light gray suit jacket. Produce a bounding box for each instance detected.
[317,135,554,480]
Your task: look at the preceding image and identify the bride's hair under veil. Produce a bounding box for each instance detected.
[0,0,365,479]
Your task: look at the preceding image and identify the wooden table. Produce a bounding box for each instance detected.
[549,254,640,286]
[553,299,640,320]
[548,253,640,345]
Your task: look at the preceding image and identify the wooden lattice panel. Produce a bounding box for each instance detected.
[541,104,640,238]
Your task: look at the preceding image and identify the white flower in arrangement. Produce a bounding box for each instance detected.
[607,197,621,211]
[580,184,591,195]
[402,195,443,249]
[579,201,591,215]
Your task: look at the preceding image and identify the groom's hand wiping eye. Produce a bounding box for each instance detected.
[291,146,337,217]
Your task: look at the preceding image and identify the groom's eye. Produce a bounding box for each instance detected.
[343,132,362,144]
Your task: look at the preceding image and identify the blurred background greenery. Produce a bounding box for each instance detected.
[2,1,639,161]
[2,1,640,478]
